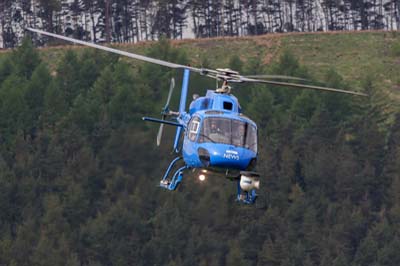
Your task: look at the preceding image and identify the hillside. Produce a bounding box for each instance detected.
[177,31,400,104]
[0,31,399,266]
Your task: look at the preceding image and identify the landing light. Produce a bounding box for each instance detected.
[199,174,206,181]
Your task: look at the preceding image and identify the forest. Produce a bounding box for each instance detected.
[0,30,399,265]
[1,0,400,48]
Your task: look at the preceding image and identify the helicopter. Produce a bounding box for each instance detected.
[26,28,367,204]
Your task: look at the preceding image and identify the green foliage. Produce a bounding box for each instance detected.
[377,236,400,266]
[290,90,319,125]
[38,0,61,12]
[12,37,41,79]
[391,42,400,56]
[246,87,274,129]
[42,80,68,125]
[142,37,189,101]
[25,63,52,130]
[225,240,249,266]
[244,55,264,75]
[109,62,151,124]
[0,74,29,143]
[354,234,378,266]
[55,50,83,106]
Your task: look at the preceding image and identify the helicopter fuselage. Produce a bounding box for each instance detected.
[181,90,258,172]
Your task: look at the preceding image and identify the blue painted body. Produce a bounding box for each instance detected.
[177,86,258,172]
[189,90,241,115]
[182,110,257,171]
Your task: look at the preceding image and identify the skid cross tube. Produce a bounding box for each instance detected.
[142,117,183,127]
[173,68,191,153]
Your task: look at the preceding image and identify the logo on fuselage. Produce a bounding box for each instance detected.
[223,150,239,160]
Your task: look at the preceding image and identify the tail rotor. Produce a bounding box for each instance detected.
[157,78,175,146]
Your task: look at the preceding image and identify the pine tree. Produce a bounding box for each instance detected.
[225,240,249,266]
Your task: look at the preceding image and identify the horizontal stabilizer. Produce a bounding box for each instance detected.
[142,117,183,127]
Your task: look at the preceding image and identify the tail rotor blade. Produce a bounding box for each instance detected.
[26,28,368,98]
[244,74,309,81]
[158,78,175,147]
[165,78,175,108]
[157,123,164,146]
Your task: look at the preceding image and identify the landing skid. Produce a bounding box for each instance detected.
[236,171,260,204]
[159,157,188,191]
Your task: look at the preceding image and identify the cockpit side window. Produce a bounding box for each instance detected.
[200,117,231,144]
[188,116,200,142]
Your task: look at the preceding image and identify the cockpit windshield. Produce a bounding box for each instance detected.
[198,117,257,153]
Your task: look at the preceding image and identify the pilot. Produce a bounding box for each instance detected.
[233,125,245,146]
[209,120,226,143]
[238,125,245,138]
[210,120,219,133]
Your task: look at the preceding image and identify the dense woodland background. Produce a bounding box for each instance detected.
[0,31,399,265]
[1,0,400,47]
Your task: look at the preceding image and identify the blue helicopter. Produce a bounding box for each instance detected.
[27,28,367,204]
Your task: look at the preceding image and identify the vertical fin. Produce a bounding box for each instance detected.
[173,69,190,152]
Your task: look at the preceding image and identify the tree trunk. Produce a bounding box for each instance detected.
[105,0,110,43]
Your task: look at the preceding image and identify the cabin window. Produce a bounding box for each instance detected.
[223,101,233,110]
[200,98,210,110]
[199,117,257,153]
[188,117,200,141]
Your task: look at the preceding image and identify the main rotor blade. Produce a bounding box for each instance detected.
[165,78,175,108]
[241,77,368,97]
[158,78,175,146]
[26,27,203,73]
[244,74,309,81]
[26,28,367,97]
